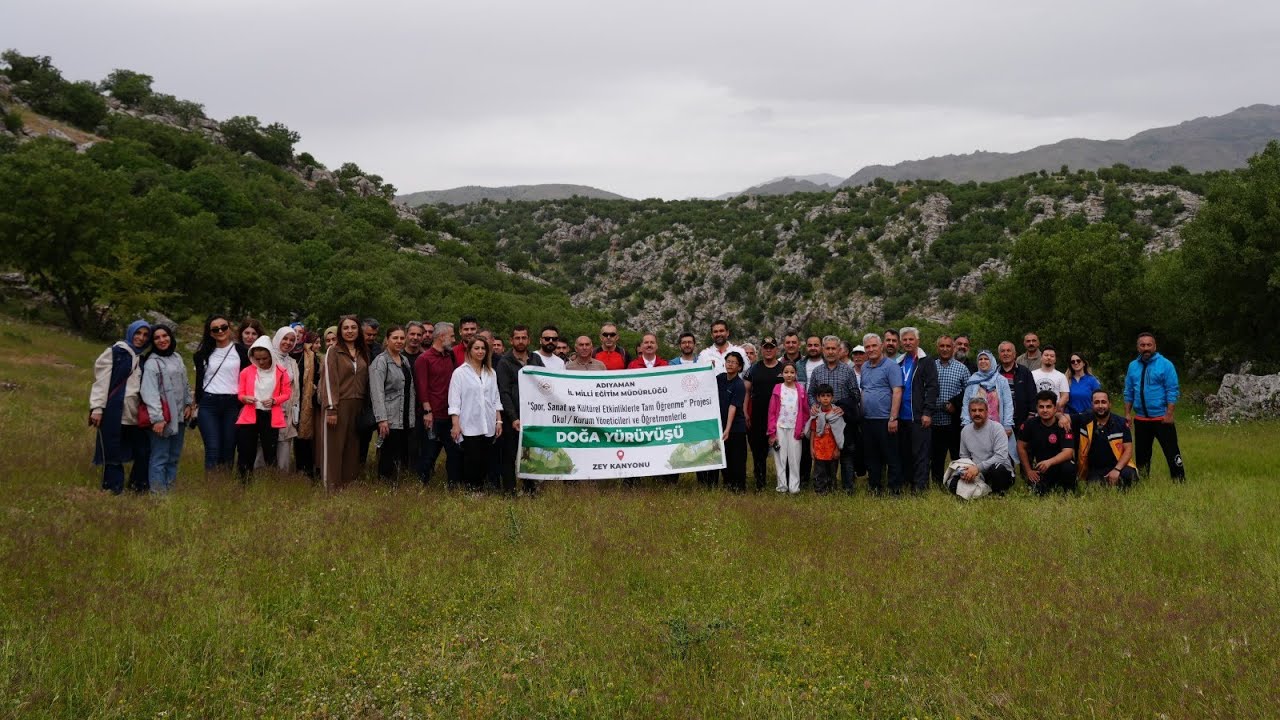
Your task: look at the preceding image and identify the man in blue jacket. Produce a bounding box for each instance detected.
[1123,332,1186,482]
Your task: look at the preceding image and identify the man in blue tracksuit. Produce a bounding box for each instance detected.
[1123,332,1186,481]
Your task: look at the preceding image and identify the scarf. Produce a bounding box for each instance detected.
[124,319,151,355]
[271,327,297,374]
[965,350,1000,391]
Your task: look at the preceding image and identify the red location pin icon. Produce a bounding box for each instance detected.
[616,450,625,461]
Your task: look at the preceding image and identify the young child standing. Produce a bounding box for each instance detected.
[767,362,807,494]
[237,336,292,479]
[804,384,846,494]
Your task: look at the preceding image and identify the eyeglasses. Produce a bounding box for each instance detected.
[1070,359,1083,364]
[211,324,230,333]
[601,332,618,337]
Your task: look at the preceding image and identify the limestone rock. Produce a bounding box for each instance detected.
[45,127,73,143]
[1205,373,1280,423]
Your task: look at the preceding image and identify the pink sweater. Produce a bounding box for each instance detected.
[767,382,808,440]
[236,364,292,427]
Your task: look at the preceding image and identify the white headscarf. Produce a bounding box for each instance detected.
[271,327,298,380]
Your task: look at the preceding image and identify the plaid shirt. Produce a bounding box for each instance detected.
[807,362,861,411]
[933,357,971,426]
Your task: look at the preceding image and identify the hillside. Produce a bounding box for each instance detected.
[450,166,1209,341]
[396,183,628,207]
[842,104,1280,185]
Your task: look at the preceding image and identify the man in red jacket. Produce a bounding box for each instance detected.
[594,322,631,370]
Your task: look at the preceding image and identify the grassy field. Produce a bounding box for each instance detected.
[1,315,1278,718]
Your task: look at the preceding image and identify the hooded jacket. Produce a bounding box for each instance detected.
[140,330,192,439]
[237,336,292,428]
[1123,351,1180,419]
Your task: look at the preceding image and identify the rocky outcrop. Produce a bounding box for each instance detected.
[1205,373,1280,423]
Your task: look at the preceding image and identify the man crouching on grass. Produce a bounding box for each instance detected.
[1017,390,1078,495]
[956,396,1015,494]
[1063,389,1138,488]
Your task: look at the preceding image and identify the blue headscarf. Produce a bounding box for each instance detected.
[965,350,1000,391]
[124,319,152,355]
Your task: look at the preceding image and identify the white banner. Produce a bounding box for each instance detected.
[517,364,726,480]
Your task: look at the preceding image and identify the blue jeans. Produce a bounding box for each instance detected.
[197,394,239,469]
[148,427,185,493]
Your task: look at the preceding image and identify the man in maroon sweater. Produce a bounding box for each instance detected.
[415,321,460,487]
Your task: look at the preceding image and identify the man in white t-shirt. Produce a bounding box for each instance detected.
[803,335,824,380]
[534,324,566,371]
[1031,346,1069,410]
[696,320,746,375]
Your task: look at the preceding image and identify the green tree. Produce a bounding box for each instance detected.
[1163,141,1280,370]
[982,221,1150,382]
[99,69,154,106]
[220,115,299,165]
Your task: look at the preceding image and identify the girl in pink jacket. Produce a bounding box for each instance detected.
[235,336,292,479]
[767,362,807,494]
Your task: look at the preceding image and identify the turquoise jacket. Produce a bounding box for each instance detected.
[1123,352,1180,419]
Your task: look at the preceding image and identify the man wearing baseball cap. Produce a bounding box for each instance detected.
[744,336,784,492]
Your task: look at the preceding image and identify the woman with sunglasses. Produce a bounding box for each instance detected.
[193,314,251,470]
[1066,353,1103,415]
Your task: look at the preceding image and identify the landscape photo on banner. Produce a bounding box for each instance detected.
[517,364,727,480]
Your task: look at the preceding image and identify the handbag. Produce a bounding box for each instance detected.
[138,364,172,429]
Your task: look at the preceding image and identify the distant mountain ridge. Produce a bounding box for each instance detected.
[396,183,627,206]
[713,173,843,199]
[840,104,1280,186]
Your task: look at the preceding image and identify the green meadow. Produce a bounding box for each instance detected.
[1,315,1278,719]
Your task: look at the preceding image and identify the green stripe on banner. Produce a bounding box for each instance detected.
[522,419,721,449]
[522,364,707,378]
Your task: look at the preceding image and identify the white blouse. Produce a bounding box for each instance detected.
[776,384,801,430]
[447,363,500,437]
[205,344,241,395]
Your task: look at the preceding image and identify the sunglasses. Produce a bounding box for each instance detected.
[541,336,559,343]
[1071,359,1084,364]
[211,324,230,332]
[601,332,618,337]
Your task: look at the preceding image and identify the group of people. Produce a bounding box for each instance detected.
[88,313,1187,497]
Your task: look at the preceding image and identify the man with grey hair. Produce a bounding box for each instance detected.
[414,320,461,487]
[806,335,862,493]
[404,321,427,365]
[897,327,938,492]
[859,332,905,493]
[957,395,1015,494]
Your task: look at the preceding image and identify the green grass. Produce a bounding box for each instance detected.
[1,315,1278,718]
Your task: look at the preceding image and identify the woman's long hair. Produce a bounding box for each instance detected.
[464,336,493,372]
[333,314,369,363]
[1070,352,1092,378]
[195,314,231,359]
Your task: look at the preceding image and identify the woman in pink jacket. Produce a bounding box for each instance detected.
[235,336,292,479]
[767,362,807,494]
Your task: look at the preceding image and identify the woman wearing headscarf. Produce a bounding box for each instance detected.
[961,350,1015,459]
[323,326,338,351]
[319,315,370,490]
[89,319,152,494]
[268,326,302,471]
[291,330,322,478]
[193,314,251,470]
[369,325,416,481]
[140,324,194,493]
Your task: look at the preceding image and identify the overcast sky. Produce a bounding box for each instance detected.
[6,0,1278,198]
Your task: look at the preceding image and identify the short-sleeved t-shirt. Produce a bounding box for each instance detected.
[745,361,784,416]
[1032,368,1069,400]
[1017,418,1076,463]
[860,357,904,420]
[718,374,747,433]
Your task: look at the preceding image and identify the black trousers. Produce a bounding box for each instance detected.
[1134,420,1186,480]
[948,464,1015,495]
[863,419,903,493]
[930,423,961,487]
[748,411,771,491]
[377,428,411,481]
[295,437,316,478]
[1030,461,1077,495]
[799,441,812,490]
[1087,466,1138,488]
[236,410,277,478]
[722,432,748,492]
[357,424,374,465]
[897,419,932,492]
[460,434,493,491]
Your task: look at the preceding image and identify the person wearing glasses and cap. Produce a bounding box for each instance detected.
[193,314,251,470]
